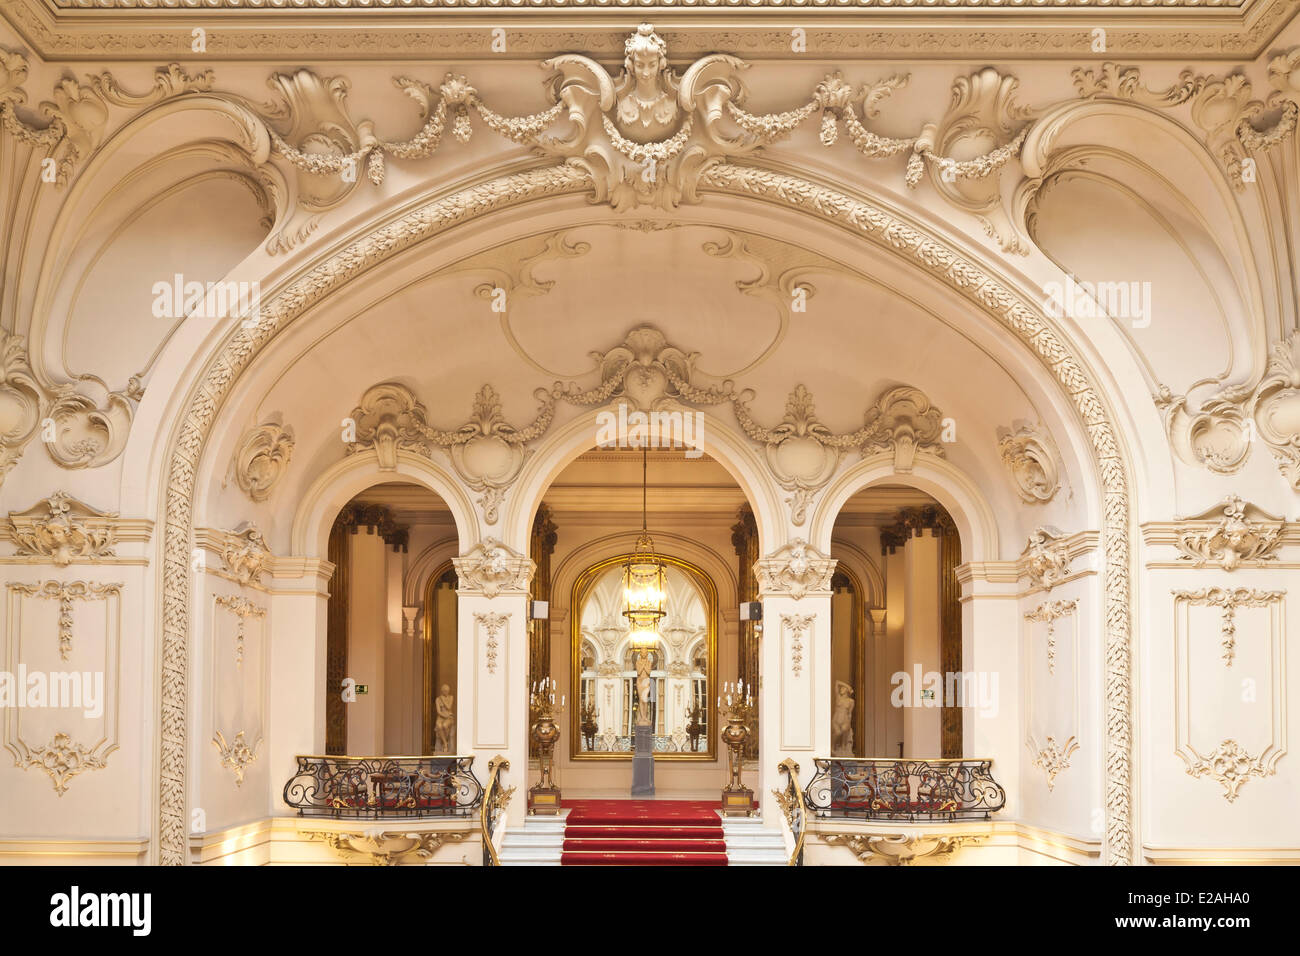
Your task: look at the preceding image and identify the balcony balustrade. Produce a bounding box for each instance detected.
[282,755,484,819]
[803,757,1006,822]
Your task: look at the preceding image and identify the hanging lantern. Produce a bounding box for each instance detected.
[623,446,664,648]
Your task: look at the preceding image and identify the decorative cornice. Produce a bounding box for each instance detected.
[5,492,118,566]
[454,538,534,598]
[755,540,836,600]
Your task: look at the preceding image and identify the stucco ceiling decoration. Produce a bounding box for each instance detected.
[345,326,949,525]
[8,0,1285,61]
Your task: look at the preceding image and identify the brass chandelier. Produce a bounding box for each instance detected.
[623,444,665,650]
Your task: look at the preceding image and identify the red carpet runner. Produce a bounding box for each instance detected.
[560,800,728,866]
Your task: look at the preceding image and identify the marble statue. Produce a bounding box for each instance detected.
[434,684,456,754]
[832,680,855,757]
[634,650,654,726]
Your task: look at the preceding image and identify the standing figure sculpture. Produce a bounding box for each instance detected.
[434,684,456,754]
[832,680,855,757]
[634,650,654,727]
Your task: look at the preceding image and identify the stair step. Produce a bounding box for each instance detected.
[563,838,727,852]
[560,850,729,866]
[564,825,723,839]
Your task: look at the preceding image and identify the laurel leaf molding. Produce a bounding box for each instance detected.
[2,492,152,566]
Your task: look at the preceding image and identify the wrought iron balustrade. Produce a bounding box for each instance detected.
[283,755,483,819]
[804,758,1006,822]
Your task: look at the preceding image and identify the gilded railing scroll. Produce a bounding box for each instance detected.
[282,755,482,819]
[804,758,1005,822]
[773,758,807,867]
[481,755,513,867]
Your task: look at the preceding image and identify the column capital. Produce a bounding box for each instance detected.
[755,539,836,600]
[452,537,535,598]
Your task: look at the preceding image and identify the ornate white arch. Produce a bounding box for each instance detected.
[289,448,477,557]
[403,535,460,607]
[154,160,1135,867]
[810,452,1002,563]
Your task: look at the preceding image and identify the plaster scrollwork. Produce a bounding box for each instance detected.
[212,730,260,786]
[1032,735,1080,791]
[306,827,471,866]
[755,540,836,600]
[233,421,295,503]
[346,382,552,523]
[997,424,1061,504]
[1185,739,1276,803]
[454,539,534,599]
[1022,526,1071,591]
[780,613,815,678]
[1158,334,1300,489]
[6,492,118,566]
[218,523,271,587]
[823,832,980,866]
[1172,587,1284,667]
[474,612,511,675]
[0,330,137,482]
[1175,496,1285,571]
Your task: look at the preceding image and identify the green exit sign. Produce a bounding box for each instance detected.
[356,684,369,695]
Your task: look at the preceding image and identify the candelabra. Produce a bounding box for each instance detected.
[529,677,565,815]
[717,679,755,816]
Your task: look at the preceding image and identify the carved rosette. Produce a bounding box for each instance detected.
[997,424,1061,503]
[212,730,260,786]
[1022,526,1071,591]
[755,540,836,600]
[218,522,271,587]
[6,492,118,566]
[454,539,534,599]
[13,732,108,796]
[1175,496,1285,571]
[233,421,295,502]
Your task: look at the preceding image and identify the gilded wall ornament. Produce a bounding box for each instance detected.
[218,523,271,587]
[212,730,260,786]
[997,424,1061,503]
[13,732,108,796]
[1032,735,1080,791]
[6,492,118,566]
[233,421,295,503]
[1186,739,1274,803]
[755,540,836,600]
[823,832,980,866]
[305,827,471,866]
[474,612,510,675]
[1171,587,1284,667]
[1022,526,1071,591]
[1175,496,1285,571]
[454,539,534,599]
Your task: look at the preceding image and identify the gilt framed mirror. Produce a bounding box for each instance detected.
[569,554,717,761]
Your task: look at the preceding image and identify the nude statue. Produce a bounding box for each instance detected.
[634,650,654,727]
[434,684,455,754]
[832,680,855,757]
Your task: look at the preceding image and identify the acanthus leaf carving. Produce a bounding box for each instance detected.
[755,540,836,601]
[1022,526,1071,591]
[823,831,980,866]
[1186,739,1274,803]
[12,731,108,796]
[218,523,272,588]
[305,826,471,866]
[1175,496,1285,571]
[1172,587,1284,667]
[212,730,261,787]
[454,539,534,599]
[1031,735,1079,791]
[473,611,511,675]
[6,491,118,566]
[780,612,815,677]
